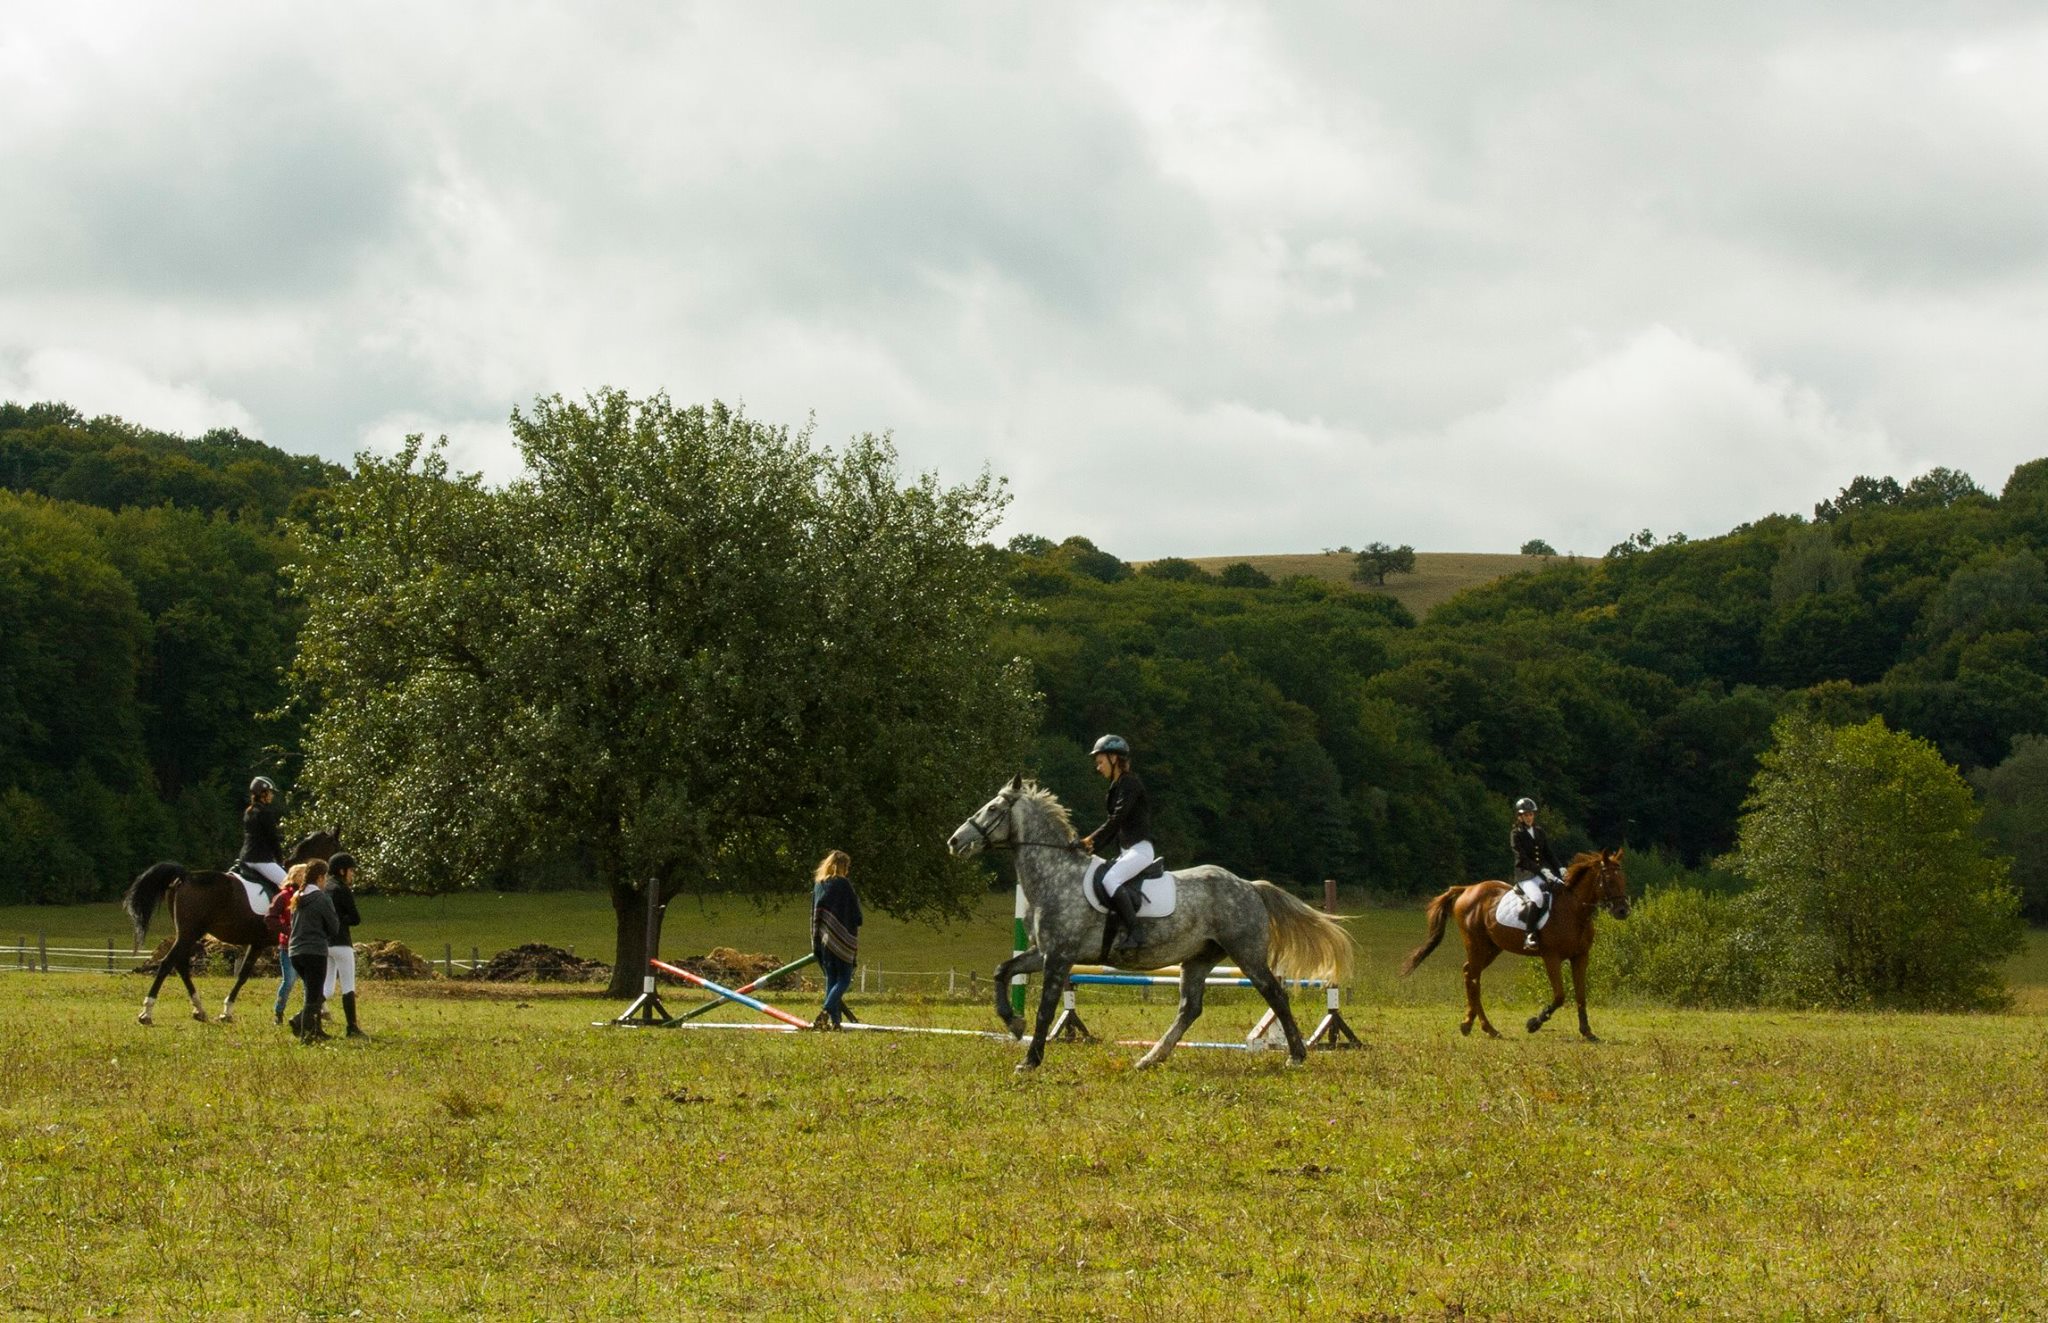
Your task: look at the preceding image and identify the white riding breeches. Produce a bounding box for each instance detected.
[323,945,357,996]
[244,860,287,888]
[1101,840,1157,894]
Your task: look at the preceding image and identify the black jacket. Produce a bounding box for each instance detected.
[1091,770,1154,854]
[1510,823,1560,881]
[239,803,283,865]
[328,878,361,947]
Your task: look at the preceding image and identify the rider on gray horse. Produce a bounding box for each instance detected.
[1510,796,1564,950]
[1077,733,1156,962]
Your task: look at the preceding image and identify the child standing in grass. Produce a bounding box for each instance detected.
[269,861,319,1024]
[811,850,863,1030]
[287,861,341,1043]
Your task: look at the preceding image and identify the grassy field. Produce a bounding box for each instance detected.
[1170,550,1579,618]
[3,894,2046,1318]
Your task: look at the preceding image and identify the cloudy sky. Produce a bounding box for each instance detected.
[5,4,2045,557]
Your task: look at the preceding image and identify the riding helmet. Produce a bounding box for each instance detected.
[328,852,357,874]
[1514,797,1537,814]
[249,776,277,795]
[1089,734,1131,758]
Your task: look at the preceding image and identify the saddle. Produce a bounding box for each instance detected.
[1087,856,1166,910]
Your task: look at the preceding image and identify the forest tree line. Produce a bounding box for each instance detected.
[3,397,2045,924]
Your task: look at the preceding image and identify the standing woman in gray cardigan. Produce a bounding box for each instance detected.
[287,865,343,1043]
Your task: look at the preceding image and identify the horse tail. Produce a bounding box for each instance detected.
[1400,886,1466,976]
[123,862,187,945]
[1253,881,1355,983]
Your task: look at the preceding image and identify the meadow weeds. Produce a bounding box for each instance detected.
[2,899,2044,1318]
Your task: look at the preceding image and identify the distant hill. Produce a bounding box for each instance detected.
[1171,550,1581,616]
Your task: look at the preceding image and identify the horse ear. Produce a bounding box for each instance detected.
[1612,846,1624,861]
[1007,774,1024,791]
[330,825,342,842]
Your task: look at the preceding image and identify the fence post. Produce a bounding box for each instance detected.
[471,945,479,973]
[107,938,115,972]
[1324,878,1337,913]
[948,969,956,996]
[39,930,49,973]
[444,942,453,977]
[859,964,866,993]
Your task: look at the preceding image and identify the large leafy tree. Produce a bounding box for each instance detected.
[287,392,1035,995]
[1729,714,2021,1010]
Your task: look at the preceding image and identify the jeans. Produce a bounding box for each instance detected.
[818,951,855,1026]
[273,947,297,1016]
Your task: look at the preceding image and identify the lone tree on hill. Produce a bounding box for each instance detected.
[1730,714,2022,1011]
[1519,538,1556,557]
[286,391,1036,997]
[1351,541,1416,587]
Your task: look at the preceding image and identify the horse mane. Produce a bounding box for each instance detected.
[1562,850,1615,888]
[1014,781,1079,842]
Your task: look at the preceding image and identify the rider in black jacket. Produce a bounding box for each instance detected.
[238,777,286,897]
[1510,797,1563,951]
[1078,734,1156,961]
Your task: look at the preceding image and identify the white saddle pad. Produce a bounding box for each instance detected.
[241,878,273,916]
[1080,864,1178,917]
[1493,881,1553,933]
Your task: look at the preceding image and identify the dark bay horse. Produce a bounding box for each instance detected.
[948,777,1354,1071]
[123,829,342,1025]
[1401,849,1630,1040]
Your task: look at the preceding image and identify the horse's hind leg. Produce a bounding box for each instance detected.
[1134,959,1215,1070]
[1571,952,1597,1042]
[991,948,1044,1039]
[1462,939,1502,1038]
[139,947,179,1025]
[221,945,261,1023]
[174,943,206,1022]
[1017,959,1072,1072]
[1526,954,1567,1035]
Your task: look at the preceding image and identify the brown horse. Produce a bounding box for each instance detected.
[1401,848,1631,1040]
[123,829,342,1025]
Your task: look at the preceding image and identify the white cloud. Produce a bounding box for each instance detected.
[3,3,2044,560]
[0,348,258,437]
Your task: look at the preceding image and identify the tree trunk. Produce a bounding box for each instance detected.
[605,875,682,998]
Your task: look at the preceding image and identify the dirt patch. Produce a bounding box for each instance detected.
[468,943,611,983]
[657,947,793,988]
[359,940,436,980]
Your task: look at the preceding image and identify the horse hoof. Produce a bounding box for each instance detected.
[219,1011,234,1024]
[1459,1022,1473,1037]
[1005,1017,1026,1040]
[137,1014,152,1027]
[1285,1053,1307,1068]
[192,1011,208,1023]
[1582,1032,1601,1044]
[1525,1017,1542,1034]
[1014,1060,1039,1074]
[1483,1026,1502,1039]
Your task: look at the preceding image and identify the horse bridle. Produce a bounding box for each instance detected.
[961,795,1083,853]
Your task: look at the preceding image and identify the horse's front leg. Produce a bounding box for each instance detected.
[1571,952,1597,1042]
[1134,961,1214,1070]
[220,944,261,1022]
[1527,954,1567,1035]
[1017,959,1071,1072]
[991,948,1044,1039]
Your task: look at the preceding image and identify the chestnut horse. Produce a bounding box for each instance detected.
[1401,849,1630,1040]
[122,828,342,1025]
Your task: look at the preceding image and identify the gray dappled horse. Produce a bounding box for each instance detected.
[948,777,1354,1071]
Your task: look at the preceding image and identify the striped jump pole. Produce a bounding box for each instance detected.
[650,959,812,1029]
[673,952,820,1023]
[1068,973,1327,989]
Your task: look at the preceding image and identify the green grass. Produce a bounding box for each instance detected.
[3,895,2046,1318]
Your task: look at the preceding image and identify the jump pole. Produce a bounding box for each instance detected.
[672,952,819,1023]
[1010,884,1028,1017]
[649,959,812,1029]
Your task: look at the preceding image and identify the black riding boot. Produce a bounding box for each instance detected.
[343,992,365,1037]
[1110,885,1143,953]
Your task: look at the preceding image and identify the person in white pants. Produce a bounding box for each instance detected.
[237,776,288,895]
[321,852,367,1038]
